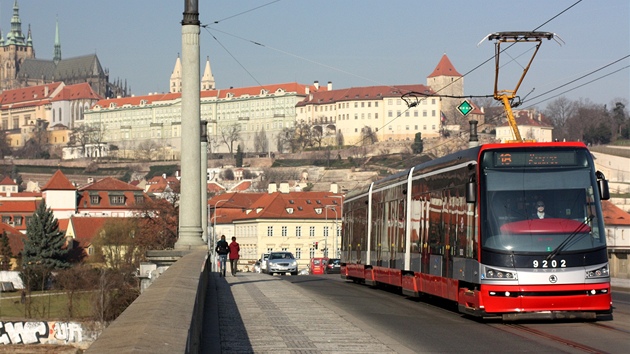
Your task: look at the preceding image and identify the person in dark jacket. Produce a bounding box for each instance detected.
[229,236,240,276]
[215,235,229,277]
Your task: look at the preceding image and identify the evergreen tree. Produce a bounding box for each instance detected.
[0,231,12,271]
[21,201,69,290]
[411,132,424,154]
[235,144,244,167]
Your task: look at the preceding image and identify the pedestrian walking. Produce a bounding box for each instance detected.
[229,236,240,276]
[215,235,229,277]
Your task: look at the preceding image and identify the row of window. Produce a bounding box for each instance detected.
[305,98,437,113]
[1,215,26,226]
[89,194,144,206]
[265,225,341,238]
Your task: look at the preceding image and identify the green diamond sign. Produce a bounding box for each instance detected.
[457,100,473,116]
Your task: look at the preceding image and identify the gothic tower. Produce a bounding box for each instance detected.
[427,54,463,123]
[201,56,215,90]
[0,0,35,91]
[170,54,182,93]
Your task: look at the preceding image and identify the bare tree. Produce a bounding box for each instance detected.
[544,97,576,141]
[69,122,102,156]
[254,128,269,153]
[92,219,141,272]
[220,123,242,154]
[136,139,159,161]
[360,126,377,145]
[311,127,324,148]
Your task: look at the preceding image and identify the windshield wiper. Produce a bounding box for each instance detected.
[545,215,593,261]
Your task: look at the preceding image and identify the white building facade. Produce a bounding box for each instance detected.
[83,82,322,156]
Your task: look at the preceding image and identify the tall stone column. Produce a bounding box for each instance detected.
[175,0,204,249]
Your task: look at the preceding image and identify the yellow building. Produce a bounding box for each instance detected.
[210,184,343,271]
[1,82,100,151]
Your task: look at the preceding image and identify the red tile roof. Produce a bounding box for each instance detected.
[0,176,17,185]
[0,223,26,255]
[91,82,320,109]
[77,177,150,211]
[296,85,435,107]
[79,177,144,192]
[602,201,630,226]
[499,110,553,127]
[428,54,462,78]
[231,181,252,192]
[52,82,102,101]
[41,170,76,190]
[209,192,344,223]
[207,182,226,193]
[69,216,111,247]
[0,82,63,106]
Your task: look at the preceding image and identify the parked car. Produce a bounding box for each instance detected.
[324,258,341,274]
[309,257,328,275]
[260,253,270,273]
[266,252,298,276]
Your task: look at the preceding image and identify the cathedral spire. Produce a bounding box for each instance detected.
[26,24,32,46]
[201,56,215,90]
[53,17,61,65]
[6,0,25,45]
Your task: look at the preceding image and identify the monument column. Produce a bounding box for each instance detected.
[176,0,204,249]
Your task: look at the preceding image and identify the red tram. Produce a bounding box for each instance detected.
[340,142,612,320]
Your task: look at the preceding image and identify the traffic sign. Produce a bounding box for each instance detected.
[457,100,473,116]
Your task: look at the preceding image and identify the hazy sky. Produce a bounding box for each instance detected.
[5,0,629,109]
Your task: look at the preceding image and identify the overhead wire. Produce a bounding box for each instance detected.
[201,0,620,157]
[210,0,282,24]
[521,55,630,106]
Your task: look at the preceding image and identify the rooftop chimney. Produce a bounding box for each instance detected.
[327,81,332,91]
[314,81,319,90]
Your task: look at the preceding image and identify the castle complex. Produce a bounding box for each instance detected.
[0,0,126,98]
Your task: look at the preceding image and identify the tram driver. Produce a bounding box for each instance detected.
[532,200,553,219]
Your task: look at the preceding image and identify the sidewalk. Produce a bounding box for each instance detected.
[612,277,630,292]
[203,274,630,353]
[203,272,406,354]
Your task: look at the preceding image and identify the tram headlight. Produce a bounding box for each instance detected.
[483,266,517,280]
[585,264,609,279]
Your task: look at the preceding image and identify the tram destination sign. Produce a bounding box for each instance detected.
[494,151,577,167]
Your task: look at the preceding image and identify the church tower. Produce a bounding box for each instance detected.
[427,54,463,122]
[0,0,35,91]
[170,54,182,93]
[201,56,215,90]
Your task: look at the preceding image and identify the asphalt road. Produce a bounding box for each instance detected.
[282,274,630,353]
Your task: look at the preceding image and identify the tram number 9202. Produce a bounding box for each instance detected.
[533,259,566,268]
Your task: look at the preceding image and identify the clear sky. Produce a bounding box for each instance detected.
[5,0,629,109]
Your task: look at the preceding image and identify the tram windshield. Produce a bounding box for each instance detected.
[481,149,605,254]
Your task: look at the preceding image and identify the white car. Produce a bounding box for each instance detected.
[265,252,298,276]
[260,253,270,273]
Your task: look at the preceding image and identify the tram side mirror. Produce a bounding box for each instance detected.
[596,171,610,200]
[466,180,476,204]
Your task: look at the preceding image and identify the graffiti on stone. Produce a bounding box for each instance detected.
[0,321,87,345]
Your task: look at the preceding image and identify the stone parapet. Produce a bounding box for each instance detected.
[86,250,209,353]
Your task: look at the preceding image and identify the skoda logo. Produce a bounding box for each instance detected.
[549,275,558,284]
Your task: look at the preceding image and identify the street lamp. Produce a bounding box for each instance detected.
[211,199,230,272]
[325,205,338,258]
[326,195,344,257]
